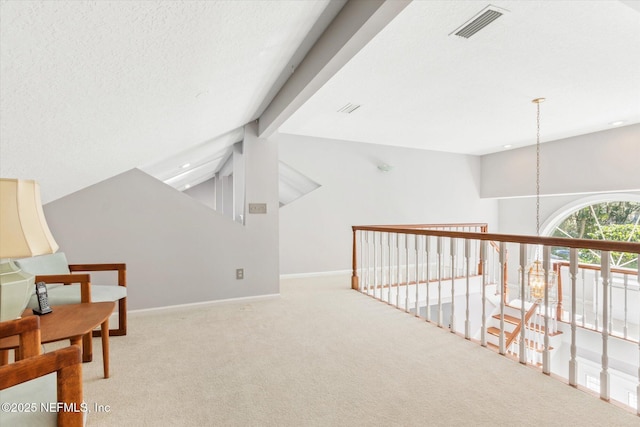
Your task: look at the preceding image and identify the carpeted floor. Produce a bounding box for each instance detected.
[70,274,638,426]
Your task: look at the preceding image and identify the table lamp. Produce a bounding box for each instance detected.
[0,178,59,321]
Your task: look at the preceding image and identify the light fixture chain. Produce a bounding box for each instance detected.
[536,101,541,237]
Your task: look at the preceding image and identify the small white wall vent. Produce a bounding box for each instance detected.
[450,5,508,39]
[337,103,361,114]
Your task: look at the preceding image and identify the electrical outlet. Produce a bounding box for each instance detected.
[236,268,244,280]
[248,203,267,214]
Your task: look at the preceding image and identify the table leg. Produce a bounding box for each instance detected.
[101,318,110,378]
[82,332,93,363]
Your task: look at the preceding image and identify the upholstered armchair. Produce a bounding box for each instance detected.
[15,252,127,337]
[0,316,84,426]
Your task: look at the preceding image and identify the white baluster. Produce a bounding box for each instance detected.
[569,248,578,387]
[623,273,628,340]
[415,235,420,317]
[373,232,378,299]
[543,245,551,375]
[581,268,586,328]
[437,236,443,327]
[608,264,613,338]
[499,242,506,355]
[450,238,457,332]
[465,239,471,340]
[405,233,410,313]
[636,260,639,415]
[396,233,401,309]
[594,272,599,331]
[364,231,370,295]
[359,230,364,294]
[380,232,384,301]
[388,233,393,305]
[425,236,431,322]
[600,251,610,401]
[481,240,487,347]
[519,244,527,364]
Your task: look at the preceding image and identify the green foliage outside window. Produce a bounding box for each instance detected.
[551,201,640,270]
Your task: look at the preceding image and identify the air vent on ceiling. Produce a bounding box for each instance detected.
[337,103,361,114]
[450,5,507,39]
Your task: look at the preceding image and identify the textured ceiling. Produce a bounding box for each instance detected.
[1,1,639,203]
[0,0,331,202]
[280,0,640,154]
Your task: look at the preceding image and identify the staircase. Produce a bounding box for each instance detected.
[485,299,563,366]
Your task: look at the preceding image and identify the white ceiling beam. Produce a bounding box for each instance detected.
[258,0,411,138]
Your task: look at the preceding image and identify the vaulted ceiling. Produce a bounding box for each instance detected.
[1,1,638,203]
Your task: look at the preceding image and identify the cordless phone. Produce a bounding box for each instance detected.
[33,281,52,315]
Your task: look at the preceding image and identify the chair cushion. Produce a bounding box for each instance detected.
[0,373,57,426]
[15,253,71,292]
[15,252,71,276]
[26,284,127,309]
[0,373,87,426]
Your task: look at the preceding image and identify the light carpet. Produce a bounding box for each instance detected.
[65,274,638,426]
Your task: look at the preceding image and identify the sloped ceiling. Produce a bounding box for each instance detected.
[1,0,639,203]
[0,0,334,202]
[279,0,640,154]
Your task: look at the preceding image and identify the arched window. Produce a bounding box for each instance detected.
[543,196,640,269]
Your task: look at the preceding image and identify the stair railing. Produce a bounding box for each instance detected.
[555,261,639,341]
[351,223,640,413]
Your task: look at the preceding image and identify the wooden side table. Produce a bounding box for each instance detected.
[0,302,115,378]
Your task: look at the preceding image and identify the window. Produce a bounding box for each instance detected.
[547,200,640,269]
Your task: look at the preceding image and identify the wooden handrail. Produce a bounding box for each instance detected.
[555,261,638,276]
[365,223,488,230]
[505,301,539,351]
[352,225,640,253]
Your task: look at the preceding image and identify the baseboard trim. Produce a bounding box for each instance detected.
[129,293,281,314]
[280,269,351,279]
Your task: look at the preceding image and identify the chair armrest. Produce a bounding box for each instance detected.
[0,346,81,388]
[0,317,41,358]
[35,274,92,303]
[0,346,84,426]
[0,316,84,426]
[69,264,126,288]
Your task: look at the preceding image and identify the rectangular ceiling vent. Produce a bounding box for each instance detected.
[450,5,507,39]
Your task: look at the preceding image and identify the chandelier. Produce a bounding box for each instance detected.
[526,98,557,302]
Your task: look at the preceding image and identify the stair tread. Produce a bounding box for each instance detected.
[486,329,554,352]
[487,326,511,338]
[491,314,520,325]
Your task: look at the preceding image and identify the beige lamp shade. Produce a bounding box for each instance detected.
[0,178,59,258]
[1,178,59,321]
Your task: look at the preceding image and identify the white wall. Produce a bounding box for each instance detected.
[479,124,640,236]
[277,133,498,275]
[43,122,279,310]
[481,124,640,200]
[184,177,216,210]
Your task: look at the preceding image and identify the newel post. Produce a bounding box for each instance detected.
[352,227,359,290]
[477,225,488,275]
